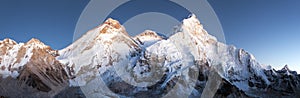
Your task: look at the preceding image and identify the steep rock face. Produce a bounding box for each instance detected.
[266,65,300,96]
[214,78,249,98]
[0,38,68,97]
[18,39,68,92]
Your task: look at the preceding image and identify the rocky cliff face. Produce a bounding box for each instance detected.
[0,38,68,98]
[0,14,299,98]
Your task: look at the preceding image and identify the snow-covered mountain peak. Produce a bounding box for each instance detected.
[59,18,138,60]
[57,17,142,87]
[25,38,49,49]
[0,38,68,96]
[133,30,165,47]
[82,18,132,44]
[0,38,17,46]
[277,64,298,75]
[0,38,18,56]
[27,38,42,44]
[98,18,129,36]
[282,64,290,71]
[135,30,164,39]
[182,14,207,36]
[176,14,218,47]
[0,37,61,77]
[103,18,122,29]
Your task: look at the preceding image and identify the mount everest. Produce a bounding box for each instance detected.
[0,14,300,98]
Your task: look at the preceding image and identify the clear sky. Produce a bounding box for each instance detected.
[0,0,299,71]
[0,0,89,49]
[208,0,300,71]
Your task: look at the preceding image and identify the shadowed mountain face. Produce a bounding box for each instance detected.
[1,15,300,98]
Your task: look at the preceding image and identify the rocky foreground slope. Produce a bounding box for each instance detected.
[1,15,300,98]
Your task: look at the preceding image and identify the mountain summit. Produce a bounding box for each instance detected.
[1,15,300,97]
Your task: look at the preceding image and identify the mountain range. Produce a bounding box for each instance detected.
[0,14,299,98]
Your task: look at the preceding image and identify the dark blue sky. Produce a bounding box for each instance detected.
[208,0,300,70]
[0,0,89,49]
[0,0,299,71]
